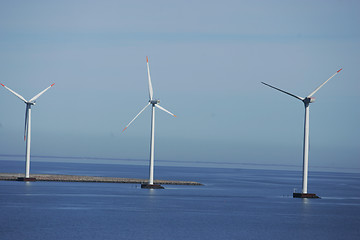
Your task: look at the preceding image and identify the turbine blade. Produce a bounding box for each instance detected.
[147,56,154,100]
[24,105,29,141]
[261,82,304,101]
[0,83,27,103]
[307,68,342,97]
[29,83,55,102]
[155,104,177,117]
[122,103,151,132]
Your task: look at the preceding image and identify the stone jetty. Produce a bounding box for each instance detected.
[0,173,203,186]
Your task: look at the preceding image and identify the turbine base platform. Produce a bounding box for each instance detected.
[141,184,164,189]
[17,177,36,182]
[293,193,320,198]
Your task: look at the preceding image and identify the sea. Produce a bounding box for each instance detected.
[0,159,359,240]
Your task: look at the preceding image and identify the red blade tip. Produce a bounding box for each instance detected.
[122,127,127,132]
[51,83,55,87]
[146,56,148,63]
[0,83,4,87]
[337,68,342,73]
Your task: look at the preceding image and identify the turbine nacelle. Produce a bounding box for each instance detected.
[303,97,315,104]
[150,99,160,105]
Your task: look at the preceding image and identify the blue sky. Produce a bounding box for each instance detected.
[0,0,359,172]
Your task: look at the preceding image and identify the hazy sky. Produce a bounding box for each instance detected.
[0,0,359,172]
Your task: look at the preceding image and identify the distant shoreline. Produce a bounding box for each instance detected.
[2,157,359,174]
[0,173,203,186]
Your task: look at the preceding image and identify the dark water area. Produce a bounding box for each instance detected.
[0,160,359,240]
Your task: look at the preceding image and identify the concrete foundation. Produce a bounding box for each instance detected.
[17,177,37,182]
[293,192,320,198]
[141,184,164,189]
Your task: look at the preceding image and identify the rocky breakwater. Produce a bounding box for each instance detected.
[0,173,203,186]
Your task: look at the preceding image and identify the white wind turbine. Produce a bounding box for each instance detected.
[1,83,55,181]
[262,68,342,198]
[123,57,176,189]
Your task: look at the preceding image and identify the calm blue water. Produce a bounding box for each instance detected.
[0,160,359,240]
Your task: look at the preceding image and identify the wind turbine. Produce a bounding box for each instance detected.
[123,57,176,189]
[261,68,342,198]
[1,83,55,181]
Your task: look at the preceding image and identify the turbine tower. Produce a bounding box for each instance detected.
[1,83,55,181]
[261,68,342,198]
[123,57,176,189]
